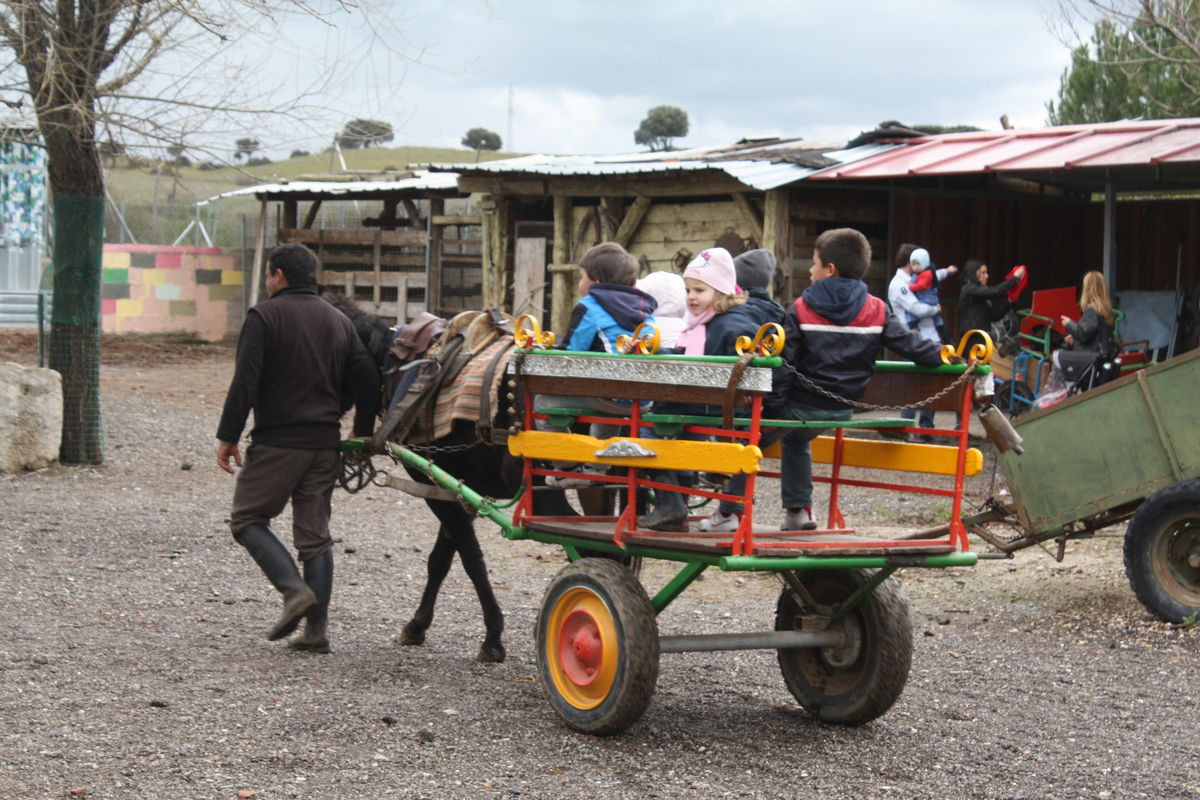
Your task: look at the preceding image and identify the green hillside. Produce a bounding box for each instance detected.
[103,145,516,248]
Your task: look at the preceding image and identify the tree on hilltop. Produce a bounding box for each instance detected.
[235,138,261,162]
[634,105,689,152]
[462,127,502,152]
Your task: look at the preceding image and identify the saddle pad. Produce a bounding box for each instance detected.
[409,337,513,443]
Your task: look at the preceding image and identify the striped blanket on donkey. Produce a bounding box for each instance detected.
[409,335,513,443]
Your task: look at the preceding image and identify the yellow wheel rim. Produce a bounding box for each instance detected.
[545,587,620,710]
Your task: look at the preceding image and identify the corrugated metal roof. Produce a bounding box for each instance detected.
[808,119,1200,180]
[204,171,461,203]
[419,138,875,191]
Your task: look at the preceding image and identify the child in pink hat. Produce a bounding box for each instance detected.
[676,247,744,355]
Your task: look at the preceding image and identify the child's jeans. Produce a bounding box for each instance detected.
[717,403,852,516]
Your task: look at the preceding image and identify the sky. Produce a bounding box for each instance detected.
[268,0,1077,159]
[84,0,1084,162]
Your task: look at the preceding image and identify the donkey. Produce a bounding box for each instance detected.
[327,293,579,663]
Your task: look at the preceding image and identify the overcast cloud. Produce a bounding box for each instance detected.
[264,0,1075,158]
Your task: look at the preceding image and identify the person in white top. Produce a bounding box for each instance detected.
[887,245,940,431]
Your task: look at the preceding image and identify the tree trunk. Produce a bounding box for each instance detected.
[43,120,106,464]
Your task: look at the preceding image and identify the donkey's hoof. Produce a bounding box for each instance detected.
[477,643,506,663]
[397,624,426,646]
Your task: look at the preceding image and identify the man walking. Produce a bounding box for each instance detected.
[217,243,379,653]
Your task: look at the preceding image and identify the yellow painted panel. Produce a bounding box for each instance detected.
[761,435,982,477]
[102,251,131,269]
[508,431,762,474]
[115,299,143,318]
[141,269,166,285]
[220,270,244,286]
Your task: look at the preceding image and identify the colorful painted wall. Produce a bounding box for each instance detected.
[101,245,243,341]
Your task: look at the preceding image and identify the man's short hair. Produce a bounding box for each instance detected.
[815,228,871,280]
[580,242,638,286]
[267,243,318,288]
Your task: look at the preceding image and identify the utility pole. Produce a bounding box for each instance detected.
[507,84,514,152]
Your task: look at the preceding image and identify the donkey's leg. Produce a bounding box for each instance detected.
[398,523,456,647]
[453,525,506,663]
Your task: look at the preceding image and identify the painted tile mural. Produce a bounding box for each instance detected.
[101,245,243,341]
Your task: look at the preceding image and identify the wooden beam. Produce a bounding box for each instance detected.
[302,200,323,229]
[762,188,793,301]
[282,199,299,229]
[402,197,422,228]
[457,173,751,198]
[278,227,426,247]
[570,206,601,262]
[550,195,575,337]
[613,195,651,247]
[427,197,444,315]
[249,198,268,307]
[600,196,623,240]
[731,192,764,244]
[431,214,482,226]
[513,237,547,319]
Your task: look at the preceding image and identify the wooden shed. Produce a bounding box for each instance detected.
[430,122,1200,352]
[223,172,483,323]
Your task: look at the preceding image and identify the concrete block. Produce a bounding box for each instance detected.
[207,284,240,302]
[169,300,197,317]
[115,299,143,317]
[157,252,182,270]
[220,270,244,286]
[155,284,183,301]
[0,363,62,472]
[101,283,130,300]
[102,251,131,269]
[130,252,156,269]
[102,268,128,284]
[142,270,166,286]
[195,269,222,285]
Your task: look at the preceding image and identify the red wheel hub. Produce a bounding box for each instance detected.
[558,609,604,686]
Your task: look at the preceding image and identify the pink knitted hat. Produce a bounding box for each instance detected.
[683,247,737,295]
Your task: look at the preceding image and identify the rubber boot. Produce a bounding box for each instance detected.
[290,550,333,653]
[636,471,689,532]
[234,523,317,641]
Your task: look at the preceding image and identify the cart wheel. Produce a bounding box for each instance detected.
[775,569,912,724]
[536,558,659,735]
[993,379,1035,417]
[1123,479,1200,623]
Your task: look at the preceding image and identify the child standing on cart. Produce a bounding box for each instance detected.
[700,228,944,532]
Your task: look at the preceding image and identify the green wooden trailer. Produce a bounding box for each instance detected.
[982,347,1200,622]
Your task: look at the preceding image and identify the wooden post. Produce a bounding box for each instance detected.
[1102,181,1117,291]
[372,229,383,311]
[282,199,298,229]
[248,198,268,307]
[762,188,794,302]
[479,194,511,310]
[513,237,548,319]
[550,194,575,336]
[427,197,444,315]
[731,193,764,245]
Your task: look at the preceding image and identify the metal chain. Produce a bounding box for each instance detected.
[782,360,978,412]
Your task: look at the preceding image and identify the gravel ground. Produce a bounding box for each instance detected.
[2,333,1198,800]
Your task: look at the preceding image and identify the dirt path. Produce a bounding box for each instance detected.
[1,338,1197,800]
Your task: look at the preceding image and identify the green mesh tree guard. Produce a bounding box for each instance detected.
[48,193,105,464]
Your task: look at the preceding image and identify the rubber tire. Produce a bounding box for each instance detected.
[775,569,913,724]
[536,558,659,735]
[993,379,1035,417]
[1123,479,1200,623]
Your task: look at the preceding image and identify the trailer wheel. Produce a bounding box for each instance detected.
[536,558,659,735]
[775,570,913,724]
[1123,479,1200,623]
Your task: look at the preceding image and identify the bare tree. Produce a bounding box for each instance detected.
[1052,1,1200,117]
[0,1,414,463]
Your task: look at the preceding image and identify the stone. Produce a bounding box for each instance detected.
[0,363,62,473]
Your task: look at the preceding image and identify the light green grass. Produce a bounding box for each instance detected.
[103,145,514,247]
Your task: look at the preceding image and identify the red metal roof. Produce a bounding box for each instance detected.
[810,119,1200,180]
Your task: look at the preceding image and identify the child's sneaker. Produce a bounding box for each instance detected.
[782,507,818,531]
[697,510,740,532]
[546,463,608,489]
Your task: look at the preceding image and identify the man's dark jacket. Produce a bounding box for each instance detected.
[217,286,380,449]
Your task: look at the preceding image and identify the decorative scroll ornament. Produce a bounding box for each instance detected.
[940,330,995,366]
[514,314,555,349]
[735,322,786,357]
[594,440,657,458]
[616,322,662,354]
